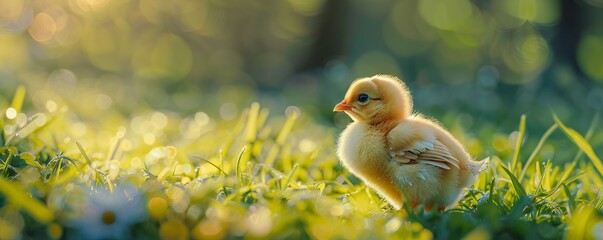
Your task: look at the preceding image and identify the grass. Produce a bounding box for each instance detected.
[0,86,602,239]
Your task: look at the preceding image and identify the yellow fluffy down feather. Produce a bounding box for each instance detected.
[334,75,488,211]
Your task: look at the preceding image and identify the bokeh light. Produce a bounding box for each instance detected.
[578,35,603,82]
[1,1,602,237]
[418,0,474,31]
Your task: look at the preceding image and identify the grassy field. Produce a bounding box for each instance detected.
[1,86,602,240]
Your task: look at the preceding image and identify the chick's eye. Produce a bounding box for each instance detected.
[358,93,370,104]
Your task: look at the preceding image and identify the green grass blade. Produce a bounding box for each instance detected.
[276,110,298,145]
[0,177,53,223]
[501,164,528,198]
[20,152,42,169]
[0,112,4,131]
[4,115,38,146]
[10,86,26,113]
[553,114,603,177]
[221,109,249,157]
[76,142,93,166]
[191,155,227,175]
[1,86,27,143]
[2,149,14,176]
[245,103,260,142]
[106,130,125,161]
[511,114,526,172]
[282,163,298,190]
[571,113,600,163]
[519,123,557,182]
[0,129,5,146]
[562,184,576,216]
[257,108,269,134]
[596,192,603,210]
[262,110,298,180]
[559,161,577,184]
[235,147,247,187]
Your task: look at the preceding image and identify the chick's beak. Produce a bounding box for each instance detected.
[333,99,353,112]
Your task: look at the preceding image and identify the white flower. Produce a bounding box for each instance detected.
[71,184,147,239]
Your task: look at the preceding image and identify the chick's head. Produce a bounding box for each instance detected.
[334,75,412,124]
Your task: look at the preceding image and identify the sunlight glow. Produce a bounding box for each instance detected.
[32,113,47,127]
[95,94,112,110]
[385,217,402,234]
[147,197,168,220]
[130,157,142,168]
[166,187,189,214]
[219,103,237,120]
[150,112,168,129]
[578,35,603,82]
[299,139,316,153]
[329,205,344,217]
[193,220,224,239]
[143,133,155,145]
[70,122,87,137]
[419,0,473,31]
[72,0,109,12]
[245,206,272,237]
[47,223,63,239]
[5,108,17,119]
[1,0,601,238]
[194,112,209,125]
[15,113,27,126]
[28,13,56,42]
[287,0,325,16]
[508,34,550,74]
[45,101,58,112]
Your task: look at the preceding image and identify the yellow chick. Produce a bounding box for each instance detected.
[334,75,488,211]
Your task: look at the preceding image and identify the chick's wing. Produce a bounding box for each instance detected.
[390,140,460,170]
[387,122,460,170]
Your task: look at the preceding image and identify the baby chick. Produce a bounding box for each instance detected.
[334,75,488,211]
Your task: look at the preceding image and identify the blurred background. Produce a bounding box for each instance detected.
[1,0,602,133]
